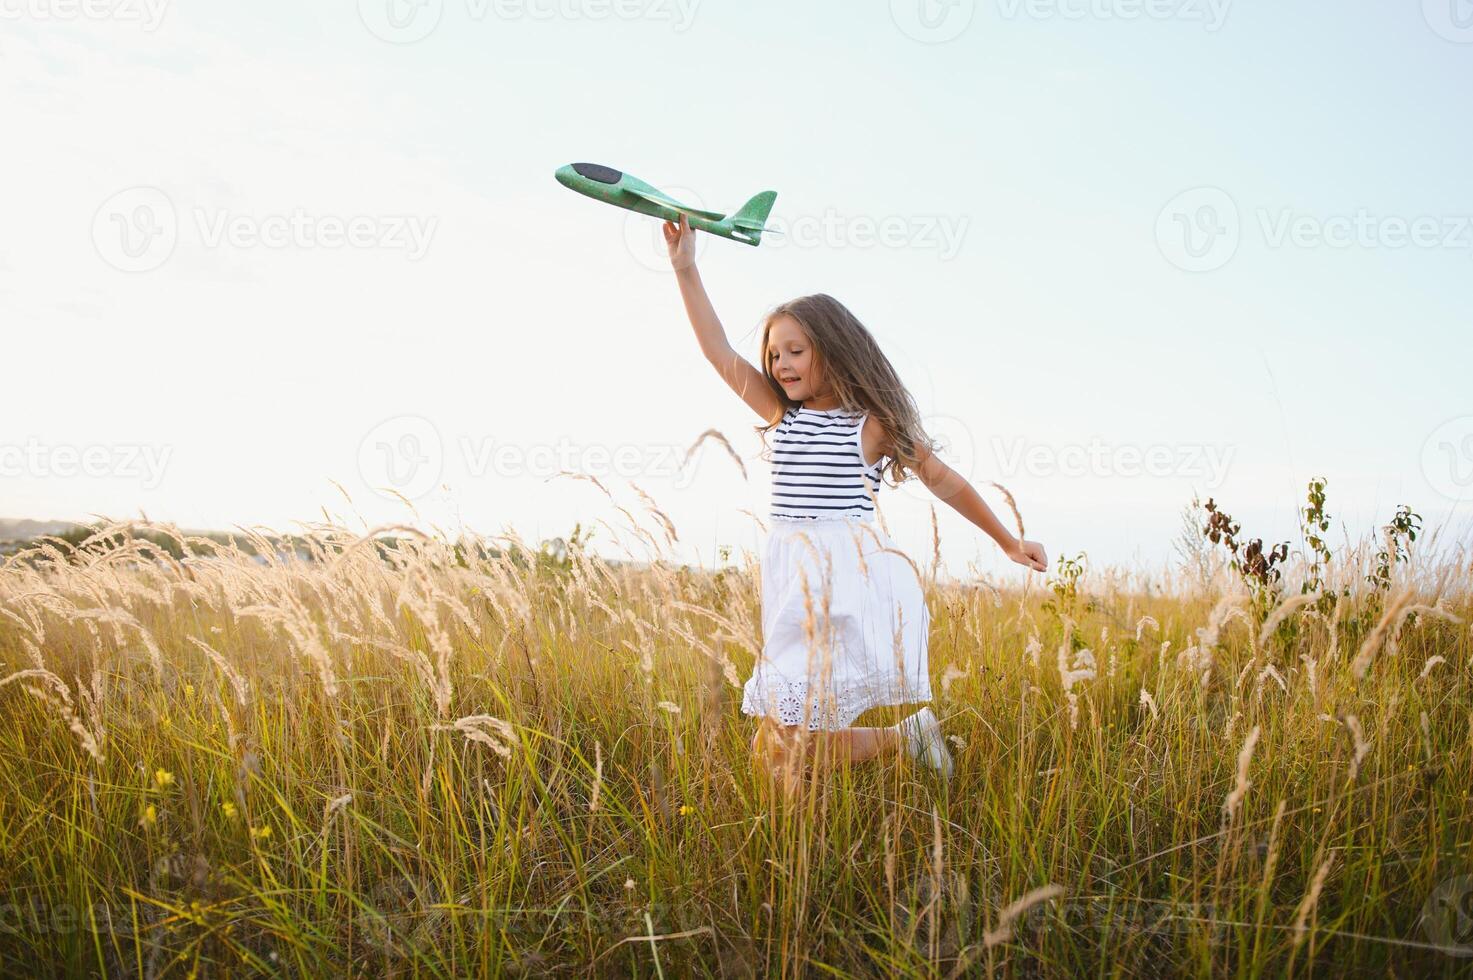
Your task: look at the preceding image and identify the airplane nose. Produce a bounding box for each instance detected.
[554,164,577,188]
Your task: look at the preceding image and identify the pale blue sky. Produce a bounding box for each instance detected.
[4,1,1470,581]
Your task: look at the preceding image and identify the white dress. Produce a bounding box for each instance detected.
[739,406,933,730]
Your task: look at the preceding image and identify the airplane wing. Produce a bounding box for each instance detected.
[622,187,727,222]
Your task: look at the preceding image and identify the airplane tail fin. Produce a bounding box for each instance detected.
[728,190,778,245]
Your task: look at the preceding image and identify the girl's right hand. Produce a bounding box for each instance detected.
[1008,538,1049,573]
[662,214,696,271]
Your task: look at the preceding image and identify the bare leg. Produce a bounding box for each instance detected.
[751,718,903,777]
[812,726,903,764]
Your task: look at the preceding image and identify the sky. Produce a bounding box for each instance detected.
[3,0,1471,584]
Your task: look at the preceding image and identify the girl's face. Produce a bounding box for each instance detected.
[767,314,825,402]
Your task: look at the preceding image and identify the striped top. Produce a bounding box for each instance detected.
[769,405,885,522]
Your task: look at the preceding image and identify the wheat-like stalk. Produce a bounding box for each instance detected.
[1344,713,1371,781]
[435,714,517,758]
[982,883,1065,948]
[1350,588,1415,679]
[186,636,250,708]
[1291,854,1337,947]
[1221,724,1262,827]
[1,668,103,763]
[1139,687,1160,721]
[589,740,603,812]
[1260,590,1321,641]
[682,429,749,482]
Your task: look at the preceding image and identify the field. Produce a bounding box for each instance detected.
[0,486,1470,977]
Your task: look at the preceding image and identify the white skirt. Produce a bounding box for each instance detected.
[740,515,933,730]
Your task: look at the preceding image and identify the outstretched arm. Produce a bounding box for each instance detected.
[663,216,781,422]
[910,442,1048,572]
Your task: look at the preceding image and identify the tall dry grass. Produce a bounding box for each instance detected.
[0,491,1470,977]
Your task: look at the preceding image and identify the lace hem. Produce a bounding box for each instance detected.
[768,513,877,524]
[740,670,933,731]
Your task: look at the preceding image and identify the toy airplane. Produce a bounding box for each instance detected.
[554,162,778,247]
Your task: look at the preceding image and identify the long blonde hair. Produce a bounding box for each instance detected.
[755,293,939,488]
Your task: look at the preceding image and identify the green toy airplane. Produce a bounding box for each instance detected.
[554,162,778,246]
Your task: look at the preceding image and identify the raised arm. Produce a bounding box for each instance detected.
[663,216,782,422]
[908,440,1049,572]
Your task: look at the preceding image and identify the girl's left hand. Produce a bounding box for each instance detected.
[1008,538,1048,572]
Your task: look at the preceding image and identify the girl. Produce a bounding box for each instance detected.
[662,215,1048,785]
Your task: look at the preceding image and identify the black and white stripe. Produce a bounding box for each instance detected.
[769,406,884,521]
